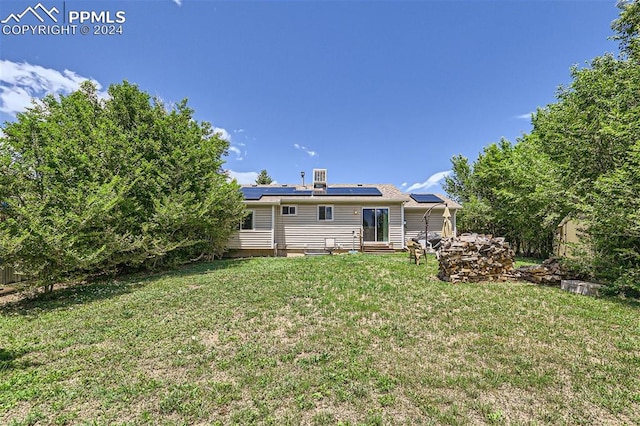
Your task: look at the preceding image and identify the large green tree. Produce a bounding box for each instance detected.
[444,138,560,256]
[586,140,640,296]
[0,81,244,291]
[444,1,640,294]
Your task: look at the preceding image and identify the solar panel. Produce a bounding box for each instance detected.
[262,187,297,195]
[241,187,313,200]
[323,187,382,196]
[241,188,267,200]
[410,194,443,203]
[241,186,382,200]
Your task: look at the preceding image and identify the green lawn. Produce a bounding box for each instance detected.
[1,254,639,425]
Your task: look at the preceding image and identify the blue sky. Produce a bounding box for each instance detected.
[0,0,621,192]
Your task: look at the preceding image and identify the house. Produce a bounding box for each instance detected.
[227,169,461,257]
[404,193,461,243]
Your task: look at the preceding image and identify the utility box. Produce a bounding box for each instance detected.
[561,280,604,297]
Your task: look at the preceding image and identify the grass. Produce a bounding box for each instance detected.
[1,253,639,425]
[514,256,545,268]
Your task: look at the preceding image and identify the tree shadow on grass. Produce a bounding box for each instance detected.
[0,279,147,316]
[166,257,253,278]
[601,294,640,310]
[0,258,253,316]
[0,347,38,371]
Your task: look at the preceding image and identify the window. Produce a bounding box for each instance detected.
[282,206,296,216]
[318,205,333,221]
[239,211,254,230]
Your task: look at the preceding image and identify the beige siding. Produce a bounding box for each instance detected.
[387,204,404,248]
[227,206,273,249]
[405,209,445,242]
[275,204,404,250]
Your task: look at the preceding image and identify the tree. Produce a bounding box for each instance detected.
[255,169,273,184]
[584,140,640,296]
[527,2,640,292]
[531,54,640,202]
[443,153,495,236]
[612,0,640,61]
[0,81,244,291]
[442,155,474,204]
[444,1,640,293]
[444,139,559,256]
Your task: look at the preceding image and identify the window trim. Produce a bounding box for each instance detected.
[318,205,334,222]
[240,210,255,231]
[282,205,297,216]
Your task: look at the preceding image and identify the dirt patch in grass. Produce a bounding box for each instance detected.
[199,330,220,348]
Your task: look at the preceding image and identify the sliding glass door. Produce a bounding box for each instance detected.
[362,208,389,242]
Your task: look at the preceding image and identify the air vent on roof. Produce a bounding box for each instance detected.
[313,168,327,191]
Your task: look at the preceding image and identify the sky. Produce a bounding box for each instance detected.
[0,0,622,193]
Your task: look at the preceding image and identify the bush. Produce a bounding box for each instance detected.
[0,81,244,290]
[603,269,640,298]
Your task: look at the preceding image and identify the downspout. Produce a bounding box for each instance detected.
[401,201,406,249]
[271,204,275,253]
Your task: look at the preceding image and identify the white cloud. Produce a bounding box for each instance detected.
[293,143,318,157]
[233,129,245,133]
[515,112,533,120]
[213,127,231,142]
[215,127,247,160]
[173,0,183,6]
[0,86,32,114]
[0,60,104,116]
[405,171,452,193]
[401,182,407,188]
[228,145,244,161]
[227,170,258,184]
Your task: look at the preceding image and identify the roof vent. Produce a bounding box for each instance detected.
[357,183,363,187]
[313,168,327,191]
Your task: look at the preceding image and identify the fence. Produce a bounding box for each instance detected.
[1,266,25,286]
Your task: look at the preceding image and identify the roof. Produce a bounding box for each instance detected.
[239,184,461,209]
[404,193,462,210]
[240,183,409,205]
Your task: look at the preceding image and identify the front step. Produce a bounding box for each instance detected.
[362,243,396,254]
